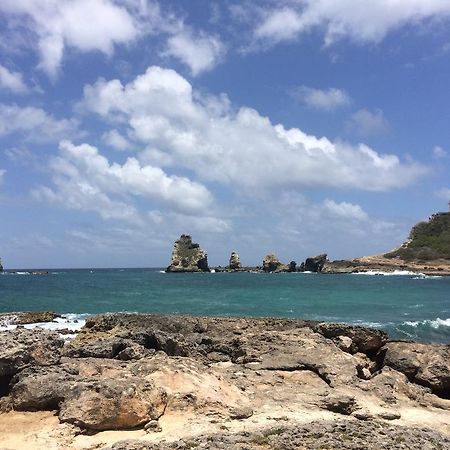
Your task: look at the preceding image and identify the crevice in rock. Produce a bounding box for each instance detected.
[0,374,13,397]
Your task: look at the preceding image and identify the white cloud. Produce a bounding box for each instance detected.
[0,65,28,93]
[346,108,389,136]
[163,29,226,76]
[102,129,132,151]
[322,199,368,221]
[0,104,78,142]
[0,0,155,78]
[82,66,425,192]
[253,1,450,47]
[33,140,214,222]
[0,169,5,184]
[292,86,350,111]
[433,145,447,159]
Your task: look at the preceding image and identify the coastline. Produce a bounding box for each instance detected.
[1,312,449,449]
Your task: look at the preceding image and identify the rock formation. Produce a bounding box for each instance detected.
[0,257,3,271]
[228,251,241,270]
[304,254,327,272]
[262,254,288,272]
[1,313,450,448]
[166,235,209,272]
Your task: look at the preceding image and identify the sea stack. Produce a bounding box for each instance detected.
[262,254,287,272]
[304,254,327,272]
[166,234,210,272]
[0,257,3,272]
[228,251,242,270]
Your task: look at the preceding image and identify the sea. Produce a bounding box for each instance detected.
[0,268,449,344]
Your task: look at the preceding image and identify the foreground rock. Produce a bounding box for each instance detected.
[0,313,449,448]
[106,420,450,450]
[0,311,60,326]
[166,235,209,272]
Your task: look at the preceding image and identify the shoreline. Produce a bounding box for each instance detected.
[1,312,449,449]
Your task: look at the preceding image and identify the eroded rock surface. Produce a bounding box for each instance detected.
[166,235,209,272]
[228,251,241,270]
[0,313,449,447]
[304,254,328,272]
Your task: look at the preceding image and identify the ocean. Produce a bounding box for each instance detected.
[0,269,449,344]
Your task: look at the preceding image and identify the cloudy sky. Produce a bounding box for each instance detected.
[1,0,450,268]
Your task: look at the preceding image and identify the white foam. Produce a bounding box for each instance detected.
[0,313,88,335]
[403,318,450,329]
[352,270,425,277]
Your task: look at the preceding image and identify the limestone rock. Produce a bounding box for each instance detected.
[262,254,287,272]
[228,251,242,270]
[382,341,450,396]
[314,323,388,354]
[166,235,209,272]
[322,394,356,415]
[0,311,60,326]
[304,254,327,272]
[59,378,167,430]
[0,328,64,386]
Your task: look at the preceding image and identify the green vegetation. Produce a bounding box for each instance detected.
[384,212,450,261]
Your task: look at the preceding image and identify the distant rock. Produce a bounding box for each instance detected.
[288,261,297,272]
[262,254,288,272]
[0,257,3,271]
[166,235,210,272]
[304,254,327,272]
[228,251,242,270]
[0,311,60,326]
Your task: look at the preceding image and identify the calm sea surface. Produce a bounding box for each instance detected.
[1,269,449,344]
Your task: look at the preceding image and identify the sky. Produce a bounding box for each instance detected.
[1,0,450,269]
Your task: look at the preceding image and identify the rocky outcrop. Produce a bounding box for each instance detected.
[304,254,327,272]
[382,341,450,397]
[166,235,209,272]
[0,257,3,271]
[0,311,60,326]
[228,251,242,270]
[1,313,450,443]
[262,254,288,272]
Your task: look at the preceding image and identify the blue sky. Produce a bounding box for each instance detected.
[1,0,450,268]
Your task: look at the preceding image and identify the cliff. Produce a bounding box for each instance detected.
[166,235,209,272]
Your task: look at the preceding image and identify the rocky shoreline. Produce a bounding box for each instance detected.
[0,312,449,449]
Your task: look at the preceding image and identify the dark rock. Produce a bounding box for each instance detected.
[288,261,297,272]
[166,234,210,272]
[304,254,327,272]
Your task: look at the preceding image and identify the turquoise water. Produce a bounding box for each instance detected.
[1,269,449,343]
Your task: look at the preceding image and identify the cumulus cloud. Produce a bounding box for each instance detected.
[33,140,214,223]
[102,129,132,151]
[163,29,226,76]
[253,1,450,47]
[322,199,368,221]
[433,145,447,159]
[292,86,350,111]
[0,0,157,78]
[346,108,389,136]
[81,66,425,192]
[0,104,78,142]
[0,65,28,93]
